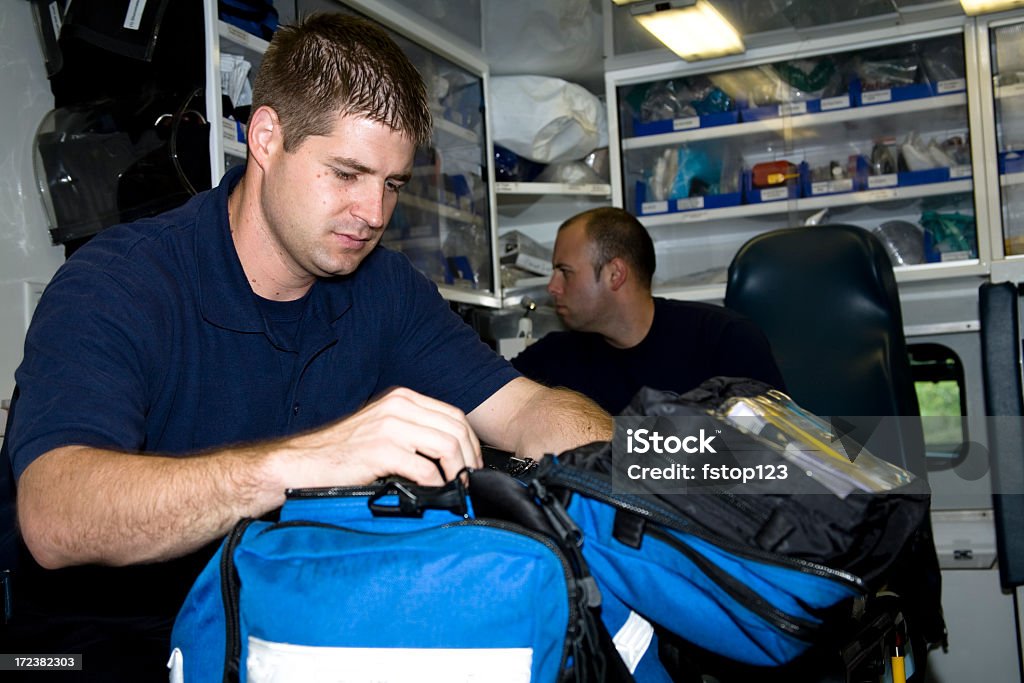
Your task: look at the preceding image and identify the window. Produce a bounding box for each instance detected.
[908,343,968,466]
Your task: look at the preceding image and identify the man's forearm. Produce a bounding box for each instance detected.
[17,444,286,569]
[17,387,485,570]
[470,377,612,458]
[514,385,613,457]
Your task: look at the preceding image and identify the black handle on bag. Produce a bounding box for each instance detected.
[367,479,468,518]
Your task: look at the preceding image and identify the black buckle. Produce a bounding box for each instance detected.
[367,479,468,518]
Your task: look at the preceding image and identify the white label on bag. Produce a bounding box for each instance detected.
[166,648,184,683]
[613,611,655,674]
[124,0,147,30]
[247,636,532,682]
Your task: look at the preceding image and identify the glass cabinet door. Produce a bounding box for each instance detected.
[382,34,492,297]
[989,21,1024,256]
[613,32,977,298]
[335,12,492,299]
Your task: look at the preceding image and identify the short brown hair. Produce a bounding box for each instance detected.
[560,207,657,289]
[251,12,433,151]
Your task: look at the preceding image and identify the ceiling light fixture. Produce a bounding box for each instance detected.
[959,0,1024,14]
[630,0,745,62]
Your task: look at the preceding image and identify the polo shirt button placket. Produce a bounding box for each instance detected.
[292,403,300,416]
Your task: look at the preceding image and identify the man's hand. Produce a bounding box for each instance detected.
[269,386,482,488]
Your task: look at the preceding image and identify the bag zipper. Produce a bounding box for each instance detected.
[539,460,864,588]
[221,517,257,683]
[644,525,821,639]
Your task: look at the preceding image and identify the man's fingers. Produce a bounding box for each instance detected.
[369,389,482,469]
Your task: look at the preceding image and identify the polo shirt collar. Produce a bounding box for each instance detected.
[196,166,353,333]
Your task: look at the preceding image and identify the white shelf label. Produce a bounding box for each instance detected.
[812,178,854,195]
[863,189,898,201]
[940,250,971,262]
[673,116,700,131]
[831,178,854,193]
[495,183,515,192]
[950,165,972,179]
[861,89,892,105]
[641,201,669,215]
[821,95,851,111]
[760,187,789,201]
[675,197,705,211]
[867,174,898,189]
[778,102,807,117]
[936,78,966,94]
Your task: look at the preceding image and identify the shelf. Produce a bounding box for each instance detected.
[995,82,1024,100]
[435,285,502,308]
[652,259,986,305]
[397,193,484,226]
[434,117,479,146]
[1001,172,1024,187]
[495,182,612,196]
[639,179,974,227]
[218,20,269,54]
[656,283,727,303]
[622,93,968,151]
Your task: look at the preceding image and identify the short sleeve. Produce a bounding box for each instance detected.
[371,252,520,413]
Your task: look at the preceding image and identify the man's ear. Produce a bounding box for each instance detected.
[246,106,282,170]
[606,257,629,291]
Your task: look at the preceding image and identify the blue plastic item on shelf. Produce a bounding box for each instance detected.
[634,180,742,217]
[850,76,965,107]
[631,110,740,137]
[739,93,853,122]
[1000,151,1024,175]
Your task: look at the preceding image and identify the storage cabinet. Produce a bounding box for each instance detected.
[983,18,1024,258]
[201,0,615,310]
[607,25,988,302]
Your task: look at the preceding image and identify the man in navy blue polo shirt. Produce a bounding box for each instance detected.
[513,207,785,413]
[3,14,609,679]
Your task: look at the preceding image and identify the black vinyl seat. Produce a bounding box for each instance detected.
[978,281,1024,590]
[722,224,944,681]
[724,223,926,478]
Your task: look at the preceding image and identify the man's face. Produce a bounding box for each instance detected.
[259,113,416,279]
[547,219,609,332]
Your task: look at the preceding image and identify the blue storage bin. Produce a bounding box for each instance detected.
[739,93,853,122]
[850,76,962,107]
[631,110,740,137]
[1000,151,1024,175]
[634,179,742,216]
[742,164,804,204]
